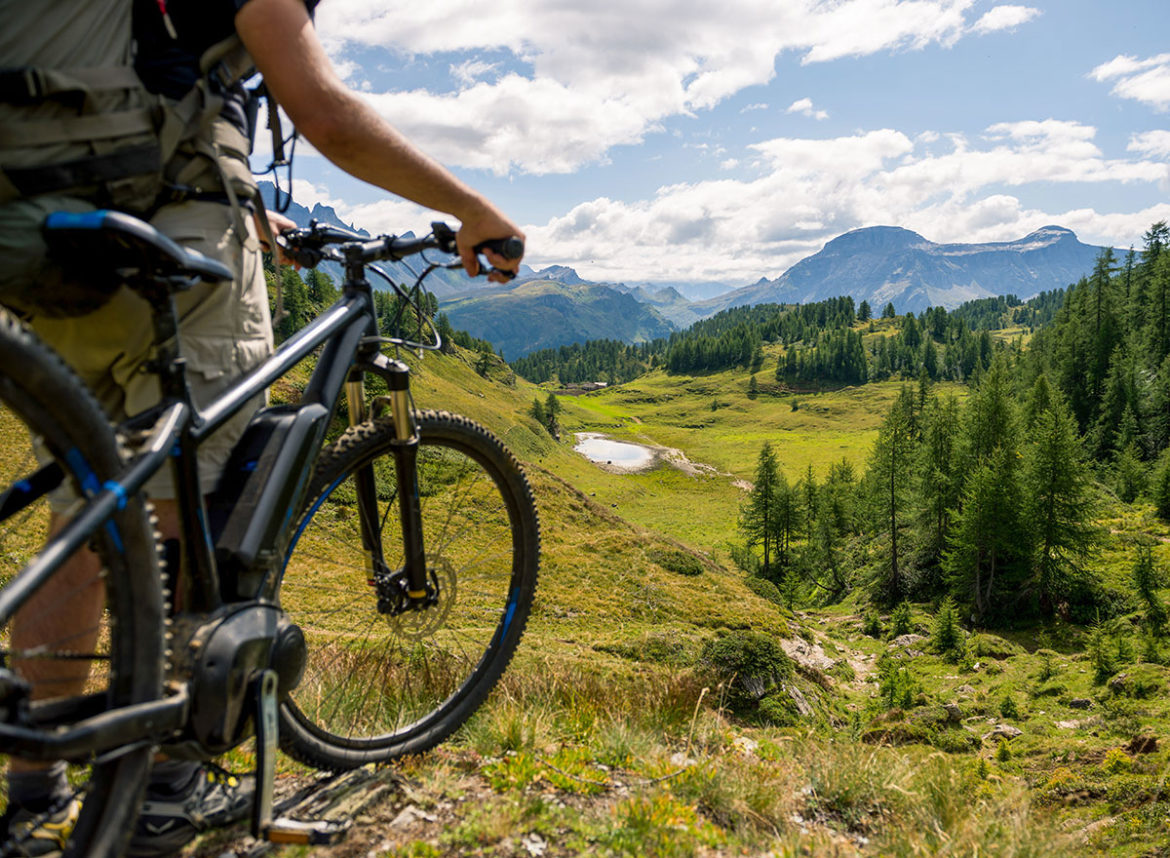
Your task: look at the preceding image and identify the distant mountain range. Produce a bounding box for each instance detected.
[442,279,674,359]
[259,181,1107,358]
[698,225,1107,315]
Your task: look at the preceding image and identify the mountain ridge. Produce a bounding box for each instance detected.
[699,224,1107,315]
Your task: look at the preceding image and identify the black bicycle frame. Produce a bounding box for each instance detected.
[0,266,426,761]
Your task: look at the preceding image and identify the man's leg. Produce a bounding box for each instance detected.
[8,515,104,785]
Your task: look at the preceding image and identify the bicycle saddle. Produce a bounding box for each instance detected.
[43,210,233,285]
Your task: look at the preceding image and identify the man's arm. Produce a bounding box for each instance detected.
[234,0,523,279]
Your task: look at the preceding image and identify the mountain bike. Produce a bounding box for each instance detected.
[0,211,539,855]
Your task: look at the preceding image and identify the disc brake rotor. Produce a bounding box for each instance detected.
[389,558,455,641]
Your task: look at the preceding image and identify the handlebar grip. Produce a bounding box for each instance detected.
[474,236,524,261]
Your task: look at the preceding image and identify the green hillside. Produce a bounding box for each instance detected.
[323,337,1170,857]
[440,279,674,359]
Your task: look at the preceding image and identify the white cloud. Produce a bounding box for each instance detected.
[971,5,1041,35]
[361,75,654,175]
[312,0,1012,175]
[786,97,830,120]
[287,179,345,211]
[1129,130,1170,159]
[521,122,1170,283]
[1090,53,1170,112]
[450,60,499,87]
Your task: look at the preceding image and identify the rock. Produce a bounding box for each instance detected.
[391,805,437,828]
[1107,673,1129,694]
[741,675,770,701]
[780,637,836,672]
[1068,698,1094,710]
[982,724,1023,742]
[522,833,548,857]
[956,685,977,697]
[733,736,760,756]
[1056,720,1082,730]
[1126,735,1158,755]
[943,703,963,724]
[783,682,814,717]
[890,634,927,648]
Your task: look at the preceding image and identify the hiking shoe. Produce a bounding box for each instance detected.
[125,765,253,858]
[0,798,80,857]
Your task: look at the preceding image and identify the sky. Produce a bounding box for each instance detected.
[268,0,1170,288]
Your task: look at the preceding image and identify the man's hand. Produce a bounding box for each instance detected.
[455,202,526,283]
[254,209,300,268]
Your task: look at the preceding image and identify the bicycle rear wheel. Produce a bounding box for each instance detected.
[278,410,539,770]
[0,311,163,856]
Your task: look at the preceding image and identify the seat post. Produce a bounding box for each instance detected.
[138,282,223,613]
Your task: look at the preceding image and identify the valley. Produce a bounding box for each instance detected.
[193,305,1170,855]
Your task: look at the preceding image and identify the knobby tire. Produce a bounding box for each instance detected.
[278,410,539,770]
[0,311,164,857]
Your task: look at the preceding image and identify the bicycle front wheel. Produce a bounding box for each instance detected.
[278,410,539,770]
[0,311,163,857]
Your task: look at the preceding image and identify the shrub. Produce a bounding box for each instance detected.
[1036,648,1059,682]
[862,610,883,638]
[1088,618,1116,684]
[931,596,963,659]
[1101,747,1133,775]
[876,654,920,710]
[745,575,783,606]
[890,602,914,638]
[999,694,1021,720]
[701,630,793,706]
[995,738,1012,763]
[758,690,802,727]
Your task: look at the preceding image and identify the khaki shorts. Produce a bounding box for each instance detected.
[30,200,274,501]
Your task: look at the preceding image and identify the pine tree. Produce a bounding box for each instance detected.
[915,395,961,589]
[304,268,338,308]
[274,266,310,341]
[1154,451,1170,522]
[1022,399,1098,614]
[740,443,783,577]
[544,392,562,437]
[932,596,963,659]
[962,354,1017,468]
[866,387,917,603]
[1133,546,1167,635]
[946,446,1026,623]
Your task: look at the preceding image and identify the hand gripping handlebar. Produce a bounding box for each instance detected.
[277,220,523,278]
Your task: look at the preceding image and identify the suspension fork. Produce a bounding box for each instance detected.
[345,362,429,601]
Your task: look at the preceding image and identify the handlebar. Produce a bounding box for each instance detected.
[276,220,523,278]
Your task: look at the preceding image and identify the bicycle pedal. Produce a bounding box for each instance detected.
[263,816,352,845]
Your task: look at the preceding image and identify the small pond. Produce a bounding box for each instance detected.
[573,433,655,470]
